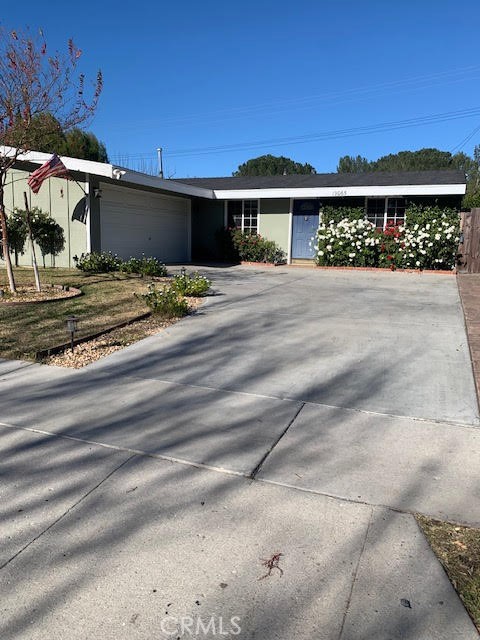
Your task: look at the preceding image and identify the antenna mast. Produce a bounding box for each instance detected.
[157,147,164,178]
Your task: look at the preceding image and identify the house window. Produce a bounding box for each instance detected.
[227,200,258,234]
[366,197,405,229]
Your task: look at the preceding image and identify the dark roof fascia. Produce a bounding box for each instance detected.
[173,169,466,190]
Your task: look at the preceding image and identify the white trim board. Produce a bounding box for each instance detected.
[212,183,466,199]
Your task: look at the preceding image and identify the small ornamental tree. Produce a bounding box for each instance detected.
[31,211,65,267]
[0,28,103,292]
[6,208,28,266]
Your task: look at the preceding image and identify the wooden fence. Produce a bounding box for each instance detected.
[458,209,480,273]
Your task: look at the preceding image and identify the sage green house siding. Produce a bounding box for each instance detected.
[258,198,290,254]
[3,168,88,268]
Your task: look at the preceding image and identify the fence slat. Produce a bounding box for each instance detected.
[458,209,480,273]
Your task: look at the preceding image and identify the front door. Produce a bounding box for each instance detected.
[291,200,319,259]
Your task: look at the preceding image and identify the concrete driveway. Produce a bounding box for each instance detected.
[0,266,479,639]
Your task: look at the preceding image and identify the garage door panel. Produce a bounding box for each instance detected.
[99,184,189,262]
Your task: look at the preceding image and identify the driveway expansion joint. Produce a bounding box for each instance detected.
[338,507,375,640]
[81,370,480,429]
[0,451,136,572]
[249,402,306,479]
[5,417,478,527]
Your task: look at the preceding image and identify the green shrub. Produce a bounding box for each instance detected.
[230,229,286,263]
[172,271,211,296]
[73,251,121,273]
[404,204,459,229]
[321,205,365,224]
[7,207,65,267]
[120,255,168,277]
[32,214,65,268]
[6,209,28,266]
[137,283,189,317]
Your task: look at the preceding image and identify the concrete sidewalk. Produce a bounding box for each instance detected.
[0,426,477,640]
[0,266,479,638]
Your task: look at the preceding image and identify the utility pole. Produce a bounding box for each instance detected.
[157,147,164,179]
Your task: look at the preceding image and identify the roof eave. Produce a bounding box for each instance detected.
[212,183,467,199]
[2,146,215,199]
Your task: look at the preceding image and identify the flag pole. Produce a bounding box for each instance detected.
[23,191,41,293]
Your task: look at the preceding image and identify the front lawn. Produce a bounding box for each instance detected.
[0,268,159,360]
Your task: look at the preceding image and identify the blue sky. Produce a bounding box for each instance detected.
[3,1,480,177]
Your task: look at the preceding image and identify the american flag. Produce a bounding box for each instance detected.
[27,154,70,194]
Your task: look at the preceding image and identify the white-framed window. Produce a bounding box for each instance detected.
[227,200,259,234]
[366,197,405,229]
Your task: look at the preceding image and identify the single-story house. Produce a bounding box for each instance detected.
[1,148,466,267]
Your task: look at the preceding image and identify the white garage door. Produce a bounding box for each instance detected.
[99,183,190,262]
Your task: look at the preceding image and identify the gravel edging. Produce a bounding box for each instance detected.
[35,312,152,360]
[40,297,205,368]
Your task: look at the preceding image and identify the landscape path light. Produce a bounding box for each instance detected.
[65,316,79,352]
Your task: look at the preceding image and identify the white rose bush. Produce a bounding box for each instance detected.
[314,205,460,271]
[315,218,380,267]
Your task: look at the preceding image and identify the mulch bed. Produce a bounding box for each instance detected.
[0,285,82,305]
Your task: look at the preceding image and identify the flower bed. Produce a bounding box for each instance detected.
[314,205,460,271]
[230,229,286,264]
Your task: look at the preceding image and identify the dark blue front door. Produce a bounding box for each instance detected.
[291,200,319,259]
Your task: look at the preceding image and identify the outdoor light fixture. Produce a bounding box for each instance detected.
[65,316,79,352]
[180,266,187,277]
[112,168,126,180]
[93,188,102,199]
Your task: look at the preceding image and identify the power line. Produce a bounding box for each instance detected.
[451,123,480,153]
[112,105,480,163]
[108,64,480,135]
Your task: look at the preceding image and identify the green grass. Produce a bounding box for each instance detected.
[416,515,480,631]
[0,267,159,360]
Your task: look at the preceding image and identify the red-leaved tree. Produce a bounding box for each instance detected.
[0,28,103,292]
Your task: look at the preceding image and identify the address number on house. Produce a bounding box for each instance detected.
[332,190,347,197]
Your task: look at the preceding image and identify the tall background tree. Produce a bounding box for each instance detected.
[337,147,480,207]
[233,154,316,176]
[0,28,103,292]
[25,114,108,161]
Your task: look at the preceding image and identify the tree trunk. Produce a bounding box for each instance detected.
[0,184,17,293]
[23,192,41,292]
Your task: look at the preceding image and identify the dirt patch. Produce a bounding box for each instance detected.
[416,515,480,631]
